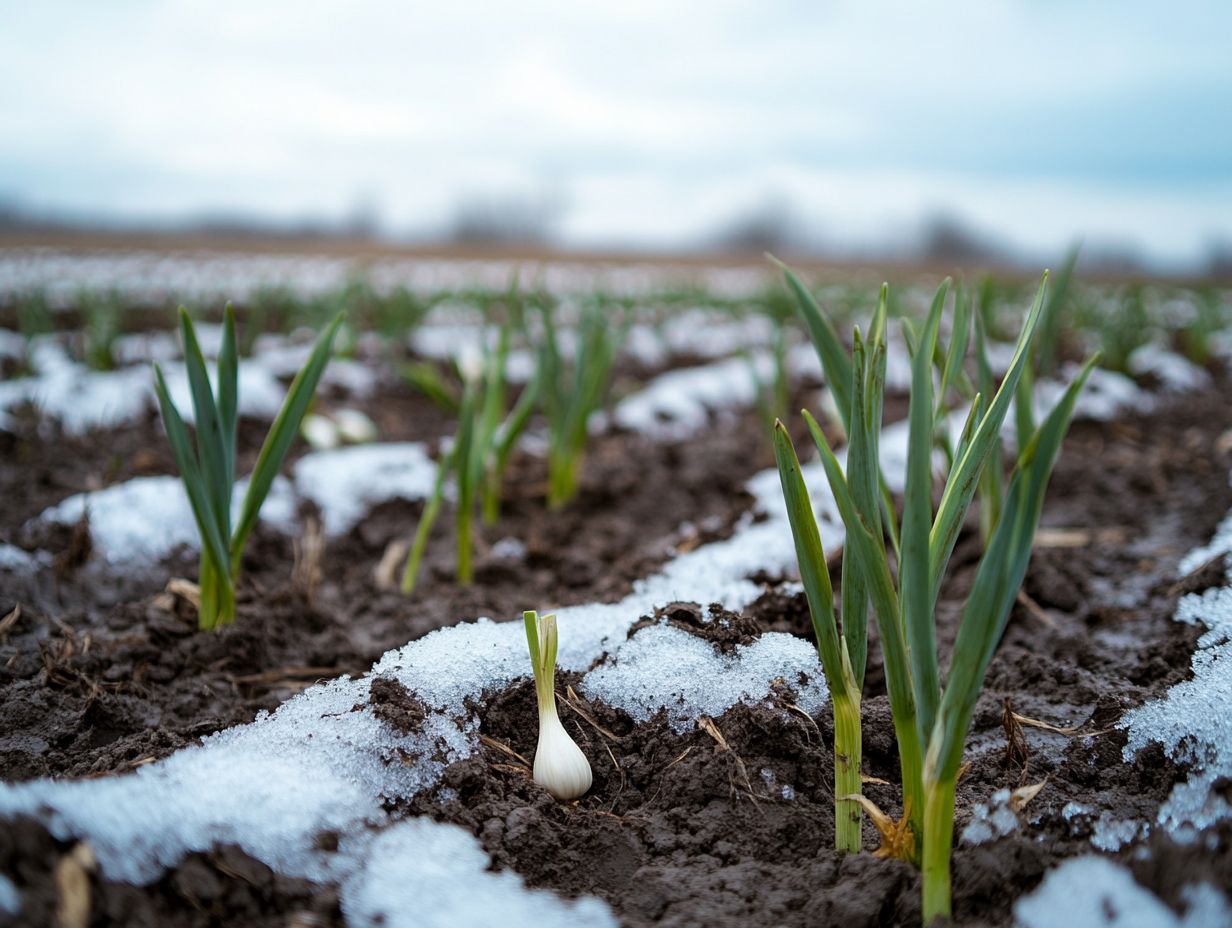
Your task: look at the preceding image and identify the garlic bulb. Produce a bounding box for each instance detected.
[533,706,593,800]
[301,413,341,450]
[523,611,593,802]
[334,408,378,444]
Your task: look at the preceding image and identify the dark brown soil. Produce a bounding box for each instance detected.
[394,377,1232,928]
[0,816,342,928]
[2,360,1231,926]
[0,408,782,782]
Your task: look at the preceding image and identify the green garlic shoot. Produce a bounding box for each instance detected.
[153,305,343,631]
[775,261,1096,923]
[523,610,592,801]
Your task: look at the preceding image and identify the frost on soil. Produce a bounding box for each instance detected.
[960,788,1020,845]
[1122,574,1232,838]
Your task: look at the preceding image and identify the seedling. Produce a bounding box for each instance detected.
[79,291,124,372]
[153,306,343,630]
[535,301,623,509]
[745,316,790,432]
[523,610,592,800]
[400,320,539,593]
[402,360,461,413]
[774,263,1095,922]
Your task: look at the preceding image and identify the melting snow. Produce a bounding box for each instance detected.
[583,624,827,730]
[0,874,18,917]
[611,355,761,439]
[340,819,616,928]
[1122,576,1232,839]
[1128,344,1212,394]
[293,442,438,536]
[31,475,297,566]
[960,788,1020,844]
[1016,857,1231,928]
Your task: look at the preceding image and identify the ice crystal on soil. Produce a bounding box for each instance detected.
[1123,578,1232,838]
[1090,814,1146,852]
[960,788,1020,844]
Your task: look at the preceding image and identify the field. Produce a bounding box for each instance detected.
[1,244,1231,927]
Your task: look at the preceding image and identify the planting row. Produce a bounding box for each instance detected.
[1,262,1230,926]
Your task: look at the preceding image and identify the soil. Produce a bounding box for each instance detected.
[394,376,1232,928]
[0,356,800,781]
[3,355,1231,926]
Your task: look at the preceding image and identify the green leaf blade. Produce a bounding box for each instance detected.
[772,421,845,695]
[234,312,343,554]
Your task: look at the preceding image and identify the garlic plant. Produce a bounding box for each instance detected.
[775,261,1096,923]
[523,610,592,801]
[153,306,343,630]
[535,300,623,509]
[399,318,539,594]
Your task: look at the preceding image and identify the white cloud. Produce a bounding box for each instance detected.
[1,0,1229,267]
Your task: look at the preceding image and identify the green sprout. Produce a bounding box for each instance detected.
[79,291,125,372]
[1177,286,1229,367]
[402,360,462,413]
[153,306,343,630]
[400,320,539,594]
[536,301,623,509]
[745,316,790,432]
[773,263,1095,922]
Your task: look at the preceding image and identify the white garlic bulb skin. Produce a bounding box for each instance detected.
[533,708,593,801]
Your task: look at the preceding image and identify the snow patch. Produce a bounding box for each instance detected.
[31,475,297,566]
[582,623,826,731]
[611,355,760,439]
[0,874,18,917]
[1122,578,1232,839]
[1128,345,1212,394]
[0,543,52,573]
[960,788,1020,844]
[1015,856,1230,928]
[340,819,616,928]
[293,442,438,536]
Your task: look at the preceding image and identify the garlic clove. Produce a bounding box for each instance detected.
[533,710,593,801]
[334,407,378,444]
[302,413,341,450]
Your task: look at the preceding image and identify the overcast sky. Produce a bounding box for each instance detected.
[2,1,1229,267]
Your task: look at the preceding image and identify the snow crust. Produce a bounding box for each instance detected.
[0,874,18,917]
[341,819,616,928]
[1015,857,1231,928]
[1122,572,1232,838]
[583,624,828,730]
[29,442,438,564]
[611,355,761,439]
[32,475,297,566]
[293,442,438,536]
